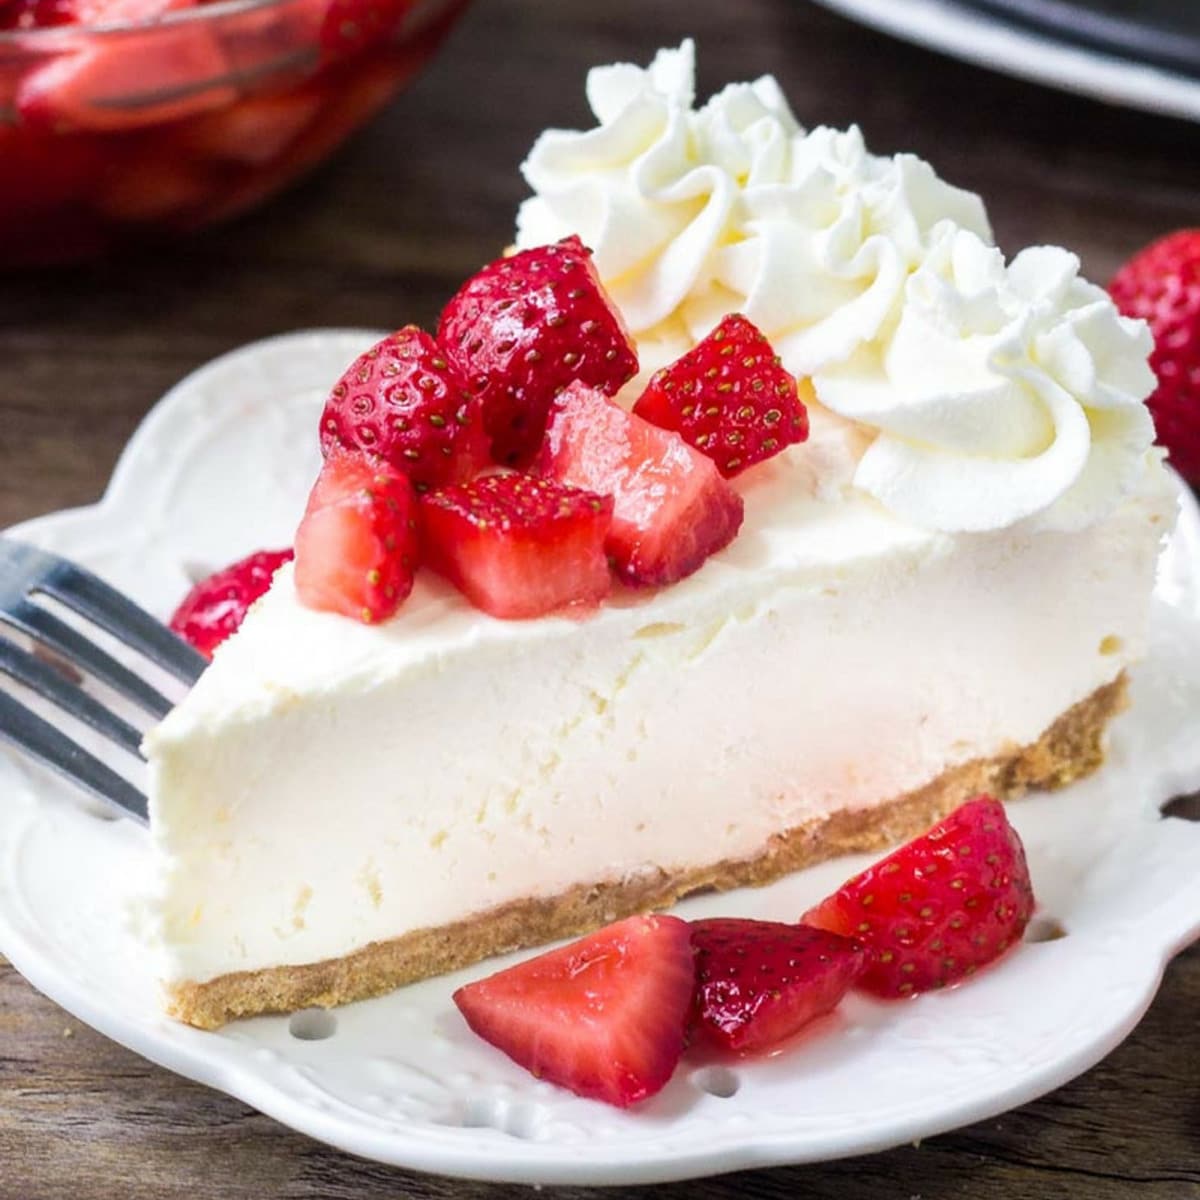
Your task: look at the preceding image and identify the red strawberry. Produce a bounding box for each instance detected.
[320,0,410,58]
[294,451,420,623]
[169,548,292,659]
[1110,229,1200,486]
[0,0,77,28]
[437,236,639,468]
[689,919,866,1053]
[633,315,808,478]
[453,914,694,1108]
[804,797,1035,998]
[535,382,744,586]
[319,326,487,493]
[420,474,613,619]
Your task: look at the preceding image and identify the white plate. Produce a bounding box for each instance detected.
[809,0,1200,124]
[3,331,1200,1186]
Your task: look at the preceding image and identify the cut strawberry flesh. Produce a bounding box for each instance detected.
[689,918,867,1053]
[453,914,695,1108]
[294,451,420,623]
[421,474,613,619]
[535,382,744,587]
[804,796,1036,998]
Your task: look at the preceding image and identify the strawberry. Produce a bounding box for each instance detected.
[169,548,292,659]
[804,796,1035,998]
[535,382,744,586]
[633,315,808,478]
[453,914,694,1108]
[293,451,420,623]
[1109,229,1200,486]
[689,919,866,1053]
[420,474,613,619]
[320,0,410,58]
[0,0,77,28]
[319,326,487,493]
[437,236,639,467]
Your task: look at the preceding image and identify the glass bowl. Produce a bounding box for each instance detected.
[0,0,470,266]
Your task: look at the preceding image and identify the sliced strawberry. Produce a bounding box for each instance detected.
[437,235,639,467]
[633,314,809,478]
[293,451,420,623]
[420,474,613,619]
[535,382,743,587]
[320,0,410,58]
[689,919,866,1053]
[0,0,77,29]
[169,548,292,659]
[453,914,694,1108]
[176,90,323,167]
[17,0,234,135]
[319,325,487,493]
[804,797,1035,998]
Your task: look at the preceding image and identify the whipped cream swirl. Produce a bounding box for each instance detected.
[816,229,1156,531]
[515,40,1158,533]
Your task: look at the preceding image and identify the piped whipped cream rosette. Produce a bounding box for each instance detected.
[515,40,1161,535]
[816,229,1157,532]
[515,39,990,376]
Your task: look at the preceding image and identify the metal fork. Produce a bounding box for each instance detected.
[0,537,207,826]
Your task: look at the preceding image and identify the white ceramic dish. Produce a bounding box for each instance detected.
[2,331,1200,1186]
[809,0,1200,124]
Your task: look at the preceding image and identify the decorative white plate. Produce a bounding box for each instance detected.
[2,331,1200,1186]
[809,0,1200,125]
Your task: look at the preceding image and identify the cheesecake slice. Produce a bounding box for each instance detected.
[145,405,1174,1029]
[144,42,1177,1028]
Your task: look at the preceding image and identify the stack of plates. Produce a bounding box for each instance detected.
[809,0,1200,123]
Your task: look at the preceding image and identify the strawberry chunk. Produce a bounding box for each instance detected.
[804,797,1035,998]
[633,314,809,478]
[437,236,639,468]
[320,0,410,58]
[535,382,743,587]
[294,451,420,623]
[319,325,487,493]
[689,919,866,1053]
[169,548,292,659]
[421,474,613,619]
[453,914,694,1108]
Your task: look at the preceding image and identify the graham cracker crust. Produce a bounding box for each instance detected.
[168,674,1126,1029]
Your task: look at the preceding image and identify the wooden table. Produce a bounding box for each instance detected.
[3,1,1199,1195]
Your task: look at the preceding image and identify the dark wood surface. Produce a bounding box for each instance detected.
[3,1,1200,1195]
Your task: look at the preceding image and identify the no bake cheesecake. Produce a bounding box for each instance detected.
[143,41,1177,1029]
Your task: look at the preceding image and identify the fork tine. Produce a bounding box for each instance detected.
[0,692,149,825]
[34,554,207,687]
[0,636,144,757]
[3,601,175,719]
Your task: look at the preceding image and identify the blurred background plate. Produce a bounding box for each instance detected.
[808,0,1200,123]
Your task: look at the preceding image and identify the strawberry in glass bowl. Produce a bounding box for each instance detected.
[0,0,469,266]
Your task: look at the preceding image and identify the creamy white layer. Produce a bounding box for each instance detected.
[144,413,1176,987]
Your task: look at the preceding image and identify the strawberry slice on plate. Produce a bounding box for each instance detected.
[438,235,639,468]
[420,473,613,619]
[804,796,1036,998]
[319,325,487,493]
[294,450,420,623]
[453,914,694,1108]
[633,314,809,478]
[536,382,743,587]
[689,918,867,1053]
[319,0,410,58]
[169,547,292,659]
